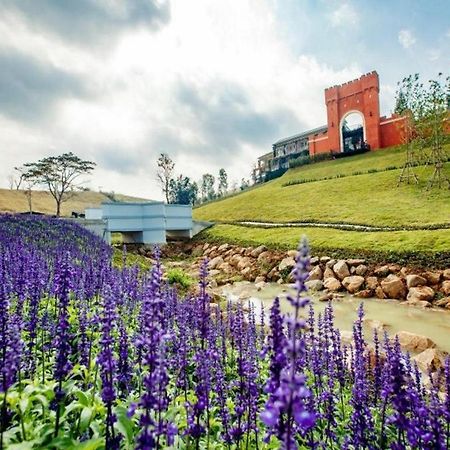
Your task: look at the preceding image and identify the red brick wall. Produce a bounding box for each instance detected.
[308,134,330,155]
[380,116,406,148]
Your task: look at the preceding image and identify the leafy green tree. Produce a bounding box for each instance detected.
[21,152,95,216]
[201,173,215,201]
[218,168,228,197]
[168,175,198,205]
[156,153,175,203]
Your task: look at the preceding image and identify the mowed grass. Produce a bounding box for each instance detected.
[201,224,450,255]
[194,146,450,227]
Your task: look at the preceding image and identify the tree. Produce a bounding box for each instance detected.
[218,168,228,197]
[168,175,198,205]
[21,152,96,216]
[156,153,175,203]
[201,173,215,201]
[240,178,249,191]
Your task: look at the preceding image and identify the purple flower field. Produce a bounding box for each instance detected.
[0,215,449,449]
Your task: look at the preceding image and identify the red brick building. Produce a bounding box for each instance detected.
[256,71,405,180]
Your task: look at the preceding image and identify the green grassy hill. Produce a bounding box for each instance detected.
[0,189,150,217]
[194,145,450,261]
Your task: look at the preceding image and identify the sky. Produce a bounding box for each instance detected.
[0,0,448,200]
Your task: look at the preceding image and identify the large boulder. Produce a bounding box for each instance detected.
[413,348,447,372]
[396,331,436,353]
[305,280,324,291]
[435,296,450,308]
[406,274,428,288]
[342,276,365,294]
[407,286,435,303]
[366,276,379,291]
[442,280,450,296]
[287,250,298,258]
[208,256,224,270]
[218,243,230,252]
[375,286,386,299]
[251,245,267,258]
[443,269,450,280]
[218,262,234,274]
[381,275,406,299]
[308,265,323,281]
[279,257,296,272]
[333,260,350,280]
[346,258,366,266]
[423,271,441,285]
[323,266,335,279]
[324,277,342,292]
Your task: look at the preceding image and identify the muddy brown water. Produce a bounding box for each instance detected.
[217,282,450,353]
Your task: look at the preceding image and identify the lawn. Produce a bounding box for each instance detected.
[194,146,450,227]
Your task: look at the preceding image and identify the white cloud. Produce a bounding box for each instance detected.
[398,29,416,49]
[0,0,360,200]
[329,2,358,27]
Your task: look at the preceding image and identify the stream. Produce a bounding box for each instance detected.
[217,281,450,353]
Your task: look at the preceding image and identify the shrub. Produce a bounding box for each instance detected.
[166,267,194,289]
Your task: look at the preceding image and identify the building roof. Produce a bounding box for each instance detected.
[257,151,273,162]
[273,124,328,146]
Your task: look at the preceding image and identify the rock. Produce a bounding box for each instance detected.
[388,264,401,273]
[318,292,333,302]
[404,300,432,309]
[355,289,373,298]
[435,296,450,308]
[310,256,320,265]
[237,257,252,271]
[406,274,428,288]
[375,286,386,299]
[323,266,335,279]
[413,348,447,372]
[374,265,390,277]
[423,271,441,285]
[257,251,272,264]
[443,269,450,280]
[203,242,210,251]
[333,260,350,280]
[277,277,284,285]
[251,245,267,258]
[396,331,436,353]
[325,259,337,268]
[238,289,252,300]
[209,269,221,277]
[218,243,230,252]
[267,267,280,281]
[324,277,342,292]
[342,275,365,294]
[407,286,435,303]
[381,275,406,299]
[255,281,266,291]
[244,247,254,257]
[364,319,386,333]
[209,279,218,289]
[287,250,297,258]
[366,276,379,291]
[279,257,296,272]
[208,256,224,269]
[355,264,368,276]
[340,330,354,346]
[442,280,450,296]
[305,280,324,291]
[218,262,234,274]
[320,256,331,263]
[254,276,265,284]
[308,265,323,281]
[347,259,366,266]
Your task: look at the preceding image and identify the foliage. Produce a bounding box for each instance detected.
[19,152,96,216]
[218,168,228,197]
[1,216,450,449]
[201,173,215,201]
[156,153,175,203]
[168,175,198,205]
[166,268,194,289]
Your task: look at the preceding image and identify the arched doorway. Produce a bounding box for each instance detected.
[340,111,365,153]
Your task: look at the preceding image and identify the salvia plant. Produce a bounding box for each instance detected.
[0,214,449,449]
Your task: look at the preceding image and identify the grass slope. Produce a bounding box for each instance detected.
[194,145,450,257]
[194,146,450,227]
[0,189,150,217]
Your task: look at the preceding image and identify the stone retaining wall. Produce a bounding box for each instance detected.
[156,241,450,309]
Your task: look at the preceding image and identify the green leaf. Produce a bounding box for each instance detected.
[115,406,135,444]
[73,437,103,450]
[74,390,90,407]
[79,407,93,433]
